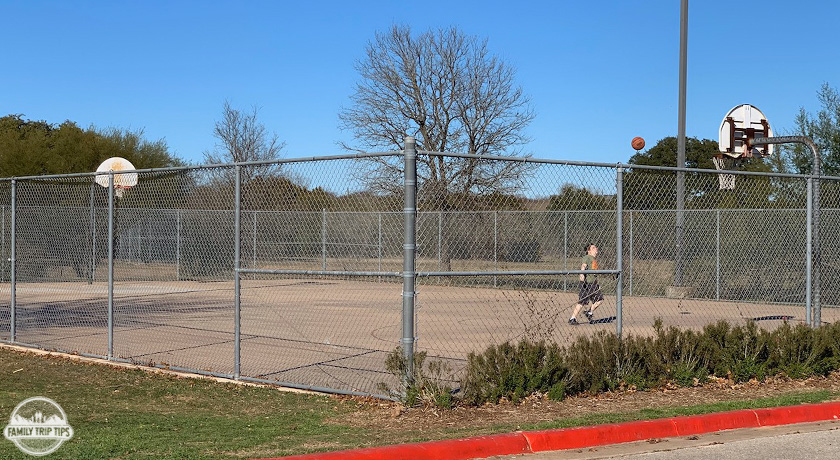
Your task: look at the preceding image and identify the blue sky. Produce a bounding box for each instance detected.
[2,1,838,165]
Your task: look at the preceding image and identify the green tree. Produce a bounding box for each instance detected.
[547,185,613,211]
[785,83,840,176]
[625,136,774,210]
[0,114,180,177]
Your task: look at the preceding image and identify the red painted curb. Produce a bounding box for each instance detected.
[272,432,530,460]
[255,401,840,460]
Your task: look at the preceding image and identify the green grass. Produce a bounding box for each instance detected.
[0,347,836,459]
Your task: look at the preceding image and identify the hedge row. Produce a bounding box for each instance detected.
[460,320,840,405]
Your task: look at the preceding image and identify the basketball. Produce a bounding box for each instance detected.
[631,136,645,150]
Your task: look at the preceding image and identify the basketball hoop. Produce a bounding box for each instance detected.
[115,185,130,198]
[712,156,736,190]
[95,157,138,199]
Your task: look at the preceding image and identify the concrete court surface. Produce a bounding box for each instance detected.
[0,279,836,394]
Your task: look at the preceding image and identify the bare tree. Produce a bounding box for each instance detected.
[339,25,535,268]
[204,101,285,182]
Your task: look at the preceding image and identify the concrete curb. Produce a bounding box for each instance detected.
[258,401,840,460]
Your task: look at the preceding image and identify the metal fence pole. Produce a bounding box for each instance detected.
[253,211,257,272]
[563,211,568,291]
[493,211,498,287]
[10,180,16,343]
[321,208,327,271]
[806,177,813,327]
[402,137,418,383]
[813,176,821,327]
[437,211,442,270]
[176,210,181,281]
[107,173,114,360]
[616,167,624,338]
[716,209,721,301]
[378,212,382,275]
[234,165,242,379]
[628,211,633,296]
[1,205,5,283]
[90,184,96,283]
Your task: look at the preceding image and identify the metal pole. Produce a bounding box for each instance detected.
[1,205,4,283]
[563,211,568,291]
[675,0,688,287]
[176,210,181,281]
[234,165,242,379]
[437,211,442,270]
[806,177,813,327]
[716,209,721,301]
[321,208,327,271]
[90,183,95,283]
[628,211,633,296]
[493,211,498,287]
[750,136,821,326]
[378,212,382,275]
[616,167,624,339]
[107,173,114,360]
[10,180,16,343]
[1,205,4,284]
[253,211,257,272]
[402,137,418,384]
[147,217,151,262]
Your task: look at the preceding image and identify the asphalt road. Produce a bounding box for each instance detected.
[490,420,840,460]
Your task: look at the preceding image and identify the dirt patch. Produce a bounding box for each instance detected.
[332,372,840,438]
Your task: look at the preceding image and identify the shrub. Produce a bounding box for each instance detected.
[461,340,567,405]
[458,319,840,406]
[379,348,455,408]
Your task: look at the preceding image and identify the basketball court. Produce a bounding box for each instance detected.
[1,278,831,395]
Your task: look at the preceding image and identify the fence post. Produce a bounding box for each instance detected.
[616,167,624,339]
[563,211,568,291]
[493,211,498,287]
[716,209,721,301]
[321,208,327,271]
[10,180,16,343]
[253,211,257,273]
[107,173,114,360]
[813,175,821,327]
[234,165,242,379]
[806,177,813,327]
[90,184,96,283]
[378,212,382,275]
[628,211,633,296]
[176,210,181,281]
[402,137,418,385]
[437,211,442,270]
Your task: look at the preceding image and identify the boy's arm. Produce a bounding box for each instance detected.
[579,262,586,282]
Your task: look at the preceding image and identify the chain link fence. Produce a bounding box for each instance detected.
[0,146,837,398]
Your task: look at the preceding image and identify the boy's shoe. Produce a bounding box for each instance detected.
[568,318,579,325]
[584,310,594,321]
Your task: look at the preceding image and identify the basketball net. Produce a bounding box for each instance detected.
[712,156,736,190]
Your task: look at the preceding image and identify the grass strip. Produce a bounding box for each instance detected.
[0,346,835,459]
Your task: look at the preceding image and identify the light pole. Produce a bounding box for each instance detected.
[675,0,688,286]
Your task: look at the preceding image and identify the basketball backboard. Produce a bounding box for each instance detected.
[95,157,138,197]
[718,104,773,158]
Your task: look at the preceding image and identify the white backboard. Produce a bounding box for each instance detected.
[95,157,138,190]
[718,104,773,158]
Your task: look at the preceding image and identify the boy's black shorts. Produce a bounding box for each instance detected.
[578,281,603,305]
